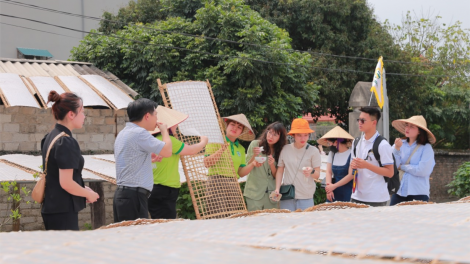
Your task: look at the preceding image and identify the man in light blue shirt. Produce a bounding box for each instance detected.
[113,98,172,222]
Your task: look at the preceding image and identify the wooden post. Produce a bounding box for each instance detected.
[89,182,105,229]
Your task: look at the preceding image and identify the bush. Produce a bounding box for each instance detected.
[447,162,470,198]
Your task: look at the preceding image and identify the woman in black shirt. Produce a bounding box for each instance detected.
[41,91,99,230]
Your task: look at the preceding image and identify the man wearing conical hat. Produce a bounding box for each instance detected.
[148,106,209,219]
[389,115,436,205]
[274,118,321,211]
[318,126,355,202]
[204,114,261,217]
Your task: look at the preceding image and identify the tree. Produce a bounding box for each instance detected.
[384,12,470,148]
[245,0,410,125]
[72,0,319,132]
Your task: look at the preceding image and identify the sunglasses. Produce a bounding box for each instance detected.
[357,118,375,124]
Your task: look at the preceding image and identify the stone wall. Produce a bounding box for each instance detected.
[429,150,470,201]
[0,106,127,153]
[0,182,117,232]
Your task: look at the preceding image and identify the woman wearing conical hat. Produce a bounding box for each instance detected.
[318,126,355,202]
[204,114,261,217]
[148,106,209,219]
[390,115,436,206]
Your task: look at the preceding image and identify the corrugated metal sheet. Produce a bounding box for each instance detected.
[17,48,53,58]
[0,58,137,109]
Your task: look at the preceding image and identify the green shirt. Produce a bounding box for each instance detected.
[205,136,246,177]
[152,135,185,188]
[243,140,277,200]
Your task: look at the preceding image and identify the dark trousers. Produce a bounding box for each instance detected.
[351,198,387,207]
[42,211,79,231]
[148,184,180,219]
[390,194,429,206]
[113,187,149,223]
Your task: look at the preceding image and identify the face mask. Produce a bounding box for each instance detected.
[329,146,338,153]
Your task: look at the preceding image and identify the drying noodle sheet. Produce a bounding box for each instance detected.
[57,76,108,107]
[81,75,133,109]
[166,82,224,144]
[0,73,39,107]
[29,76,66,108]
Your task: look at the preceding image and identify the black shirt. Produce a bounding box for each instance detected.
[41,124,86,214]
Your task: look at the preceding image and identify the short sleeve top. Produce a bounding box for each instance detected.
[205,136,246,177]
[41,124,86,214]
[152,135,185,188]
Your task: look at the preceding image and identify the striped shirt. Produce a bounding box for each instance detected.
[115,122,165,191]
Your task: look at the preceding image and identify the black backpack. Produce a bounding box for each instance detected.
[353,135,400,195]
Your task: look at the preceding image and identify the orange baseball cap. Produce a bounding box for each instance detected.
[288,118,314,135]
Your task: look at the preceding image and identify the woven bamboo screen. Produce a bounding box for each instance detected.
[158,79,247,219]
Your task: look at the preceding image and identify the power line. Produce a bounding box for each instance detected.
[0,13,456,78]
[0,0,455,67]
[0,22,80,39]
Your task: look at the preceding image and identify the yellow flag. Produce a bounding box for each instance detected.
[370,56,385,109]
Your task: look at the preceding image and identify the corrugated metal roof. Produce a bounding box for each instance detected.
[17,47,53,58]
[0,58,137,109]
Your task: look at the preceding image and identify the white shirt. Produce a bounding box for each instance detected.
[327,148,351,167]
[351,131,394,203]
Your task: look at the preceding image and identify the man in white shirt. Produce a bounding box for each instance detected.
[349,107,394,207]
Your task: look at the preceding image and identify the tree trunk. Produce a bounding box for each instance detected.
[89,182,105,229]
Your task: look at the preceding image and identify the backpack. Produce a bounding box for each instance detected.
[353,135,400,195]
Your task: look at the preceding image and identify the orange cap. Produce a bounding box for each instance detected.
[288,118,314,135]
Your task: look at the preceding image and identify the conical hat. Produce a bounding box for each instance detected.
[317,126,354,146]
[392,115,436,144]
[221,114,255,141]
[148,106,189,134]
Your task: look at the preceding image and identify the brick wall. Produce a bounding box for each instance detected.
[429,150,470,201]
[0,106,127,153]
[0,182,117,232]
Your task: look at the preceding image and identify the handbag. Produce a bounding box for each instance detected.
[279,145,309,201]
[398,144,420,181]
[31,132,69,203]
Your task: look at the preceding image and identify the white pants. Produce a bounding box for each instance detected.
[280,198,314,211]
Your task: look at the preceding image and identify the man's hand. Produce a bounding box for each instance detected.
[156,122,168,132]
[351,158,369,169]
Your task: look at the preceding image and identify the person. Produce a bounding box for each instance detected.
[390,115,436,205]
[318,126,354,202]
[203,114,261,216]
[350,107,394,207]
[113,99,173,222]
[41,90,99,231]
[274,118,321,211]
[148,106,209,219]
[244,122,287,211]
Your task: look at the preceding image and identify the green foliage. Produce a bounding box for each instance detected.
[72,0,319,133]
[384,12,470,149]
[83,223,93,230]
[0,181,31,231]
[176,182,197,219]
[447,162,470,198]
[314,181,326,205]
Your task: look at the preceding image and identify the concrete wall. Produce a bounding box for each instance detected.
[0,0,130,60]
[0,182,117,232]
[0,106,127,153]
